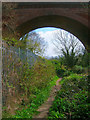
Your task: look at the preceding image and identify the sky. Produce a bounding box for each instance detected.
[30,27,85,58]
[34,27,61,57]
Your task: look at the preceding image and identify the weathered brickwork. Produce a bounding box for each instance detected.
[2,2,90,51]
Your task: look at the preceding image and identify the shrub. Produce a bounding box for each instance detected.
[2,57,58,118]
[55,65,72,77]
[48,74,89,119]
[73,65,84,74]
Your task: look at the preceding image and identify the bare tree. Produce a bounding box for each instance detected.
[53,30,85,68]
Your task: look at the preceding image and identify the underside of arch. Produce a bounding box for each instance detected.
[16,15,89,51]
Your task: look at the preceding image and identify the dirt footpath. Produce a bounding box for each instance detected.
[33,78,62,118]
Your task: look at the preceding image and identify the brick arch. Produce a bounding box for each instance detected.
[2,2,89,51]
[16,15,89,50]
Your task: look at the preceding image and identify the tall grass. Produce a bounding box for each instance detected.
[2,57,58,118]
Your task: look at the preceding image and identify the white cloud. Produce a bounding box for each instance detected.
[38,29,61,57]
[36,29,85,58]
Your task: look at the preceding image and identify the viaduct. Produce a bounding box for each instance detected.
[2,2,90,51]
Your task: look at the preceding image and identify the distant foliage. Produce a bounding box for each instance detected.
[20,32,46,56]
[73,65,85,74]
[77,50,90,67]
[53,30,85,68]
[51,59,73,77]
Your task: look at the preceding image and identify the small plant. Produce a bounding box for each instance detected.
[48,74,89,119]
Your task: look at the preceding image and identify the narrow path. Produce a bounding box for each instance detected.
[33,78,62,119]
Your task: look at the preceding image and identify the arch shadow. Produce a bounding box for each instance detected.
[16,15,89,51]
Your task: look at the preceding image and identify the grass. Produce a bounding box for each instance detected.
[9,75,59,118]
[2,58,58,118]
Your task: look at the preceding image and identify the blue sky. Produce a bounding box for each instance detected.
[32,27,62,57]
[30,27,85,58]
[34,27,60,33]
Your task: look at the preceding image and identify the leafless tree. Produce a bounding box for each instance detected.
[52,30,85,68]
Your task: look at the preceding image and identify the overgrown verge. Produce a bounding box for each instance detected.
[12,75,59,118]
[48,74,89,119]
[2,55,59,118]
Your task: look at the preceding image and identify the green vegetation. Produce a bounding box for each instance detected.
[12,75,59,118]
[47,42,89,119]
[52,30,84,68]
[48,74,89,119]
[2,55,59,118]
[2,21,89,119]
[2,42,89,119]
